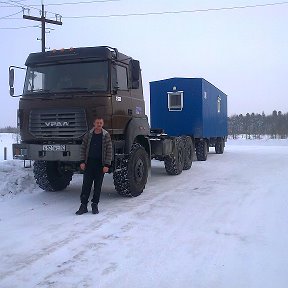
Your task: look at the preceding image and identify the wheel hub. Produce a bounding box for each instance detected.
[134,159,144,183]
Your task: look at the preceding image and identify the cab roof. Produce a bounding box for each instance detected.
[25,46,131,66]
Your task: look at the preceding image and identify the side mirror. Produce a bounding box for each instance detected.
[10,87,15,96]
[9,67,15,89]
[130,60,140,89]
[8,65,26,97]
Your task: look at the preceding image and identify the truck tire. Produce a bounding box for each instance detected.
[113,143,149,197]
[196,140,208,161]
[215,138,225,154]
[33,161,73,191]
[164,137,185,175]
[183,136,194,170]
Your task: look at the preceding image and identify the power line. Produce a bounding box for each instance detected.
[0,0,118,8]
[0,0,119,10]
[0,0,61,17]
[1,0,288,24]
[0,24,39,29]
[0,1,108,17]
[31,0,120,6]
[0,0,27,7]
[61,1,288,18]
[0,0,42,12]
[0,10,22,19]
[0,1,22,8]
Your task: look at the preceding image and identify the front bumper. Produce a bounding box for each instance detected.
[13,143,82,161]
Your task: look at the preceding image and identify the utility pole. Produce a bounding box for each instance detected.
[23,3,62,52]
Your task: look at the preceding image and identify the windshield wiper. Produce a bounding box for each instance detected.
[60,87,88,91]
[26,89,53,94]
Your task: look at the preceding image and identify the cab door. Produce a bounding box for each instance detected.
[111,63,132,135]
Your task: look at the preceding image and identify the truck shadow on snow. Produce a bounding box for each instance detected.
[65,153,220,201]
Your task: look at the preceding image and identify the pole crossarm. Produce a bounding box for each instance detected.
[23,15,62,25]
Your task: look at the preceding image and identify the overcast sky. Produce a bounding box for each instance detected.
[1,0,288,127]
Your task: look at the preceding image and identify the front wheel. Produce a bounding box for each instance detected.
[113,143,149,197]
[33,161,73,191]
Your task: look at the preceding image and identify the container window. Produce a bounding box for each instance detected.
[217,96,221,113]
[168,91,183,111]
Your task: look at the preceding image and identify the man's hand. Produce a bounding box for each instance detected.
[103,166,109,173]
[80,163,86,170]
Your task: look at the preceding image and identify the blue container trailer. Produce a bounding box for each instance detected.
[149,77,228,169]
[150,78,227,138]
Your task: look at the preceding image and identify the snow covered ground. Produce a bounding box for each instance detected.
[0,133,288,288]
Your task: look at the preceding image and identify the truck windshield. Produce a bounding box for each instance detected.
[23,61,109,94]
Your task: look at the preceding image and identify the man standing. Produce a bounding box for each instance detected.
[76,117,112,215]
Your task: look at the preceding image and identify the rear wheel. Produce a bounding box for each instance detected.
[113,143,149,197]
[164,137,185,175]
[33,161,73,191]
[183,136,194,170]
[215,138,225,154]
[196,140,208,161]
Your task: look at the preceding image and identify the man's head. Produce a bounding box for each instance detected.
[93,117,104,132]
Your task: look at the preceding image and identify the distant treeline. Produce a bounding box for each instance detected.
[0,126,19,133]
[228,110,288,139]
[1,111,288,139]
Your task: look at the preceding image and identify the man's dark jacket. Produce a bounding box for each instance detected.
[80,128,112,168]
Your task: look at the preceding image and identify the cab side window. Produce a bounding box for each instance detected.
[116,65,128,90]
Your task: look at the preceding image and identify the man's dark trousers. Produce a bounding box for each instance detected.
[80,158,104,205]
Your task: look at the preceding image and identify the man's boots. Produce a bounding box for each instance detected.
[75,204,88,215]
[92,203,99,214]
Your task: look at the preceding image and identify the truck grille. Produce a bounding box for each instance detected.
[29,108,88,139]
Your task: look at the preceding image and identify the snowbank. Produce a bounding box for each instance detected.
[227,135,288,146]
[0,132,19,161]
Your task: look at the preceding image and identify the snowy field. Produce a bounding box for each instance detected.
[0,133,288,288]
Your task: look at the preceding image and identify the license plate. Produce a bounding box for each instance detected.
[43,144,66,151]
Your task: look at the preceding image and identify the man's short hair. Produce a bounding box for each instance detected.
[93,116,104,122]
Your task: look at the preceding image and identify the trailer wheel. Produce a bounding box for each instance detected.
[113,143,149,197]
[164,137,185,175]
[215,138,225,154]
[196,140,208,161]
[183,136,194,170]
[33,161,73,191]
